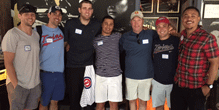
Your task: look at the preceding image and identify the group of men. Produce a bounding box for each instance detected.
[2,0,219,110]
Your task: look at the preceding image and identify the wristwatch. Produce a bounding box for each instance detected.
[204,84,213,89]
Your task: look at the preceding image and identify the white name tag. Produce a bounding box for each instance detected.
[142,39,149,44]
[24,45,31,51]
[162,54,169,59]
[180,35,184,41]
[75,28,82,34]
[97,41,103,46]
[46,38,53,43]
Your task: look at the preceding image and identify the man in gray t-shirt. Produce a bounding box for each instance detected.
[1,4,41,110]
[93,16,123,110]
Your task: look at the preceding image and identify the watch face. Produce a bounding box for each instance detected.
[209,85,213,89]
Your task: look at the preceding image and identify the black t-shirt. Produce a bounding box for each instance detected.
[64,18,101,67]
[152,36,179,84]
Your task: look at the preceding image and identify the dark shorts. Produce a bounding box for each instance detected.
[40,72,65,106]
[7,83,41,110]
[171,83,206,110]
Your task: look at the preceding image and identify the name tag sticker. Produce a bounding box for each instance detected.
[97,41,103,46]
[142,39,149,44]
[24,45,31,51]
[162,54,169,59]
[75,28,82,35]
[46,38,53,43]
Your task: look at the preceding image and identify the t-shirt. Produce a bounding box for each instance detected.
[64,17,101,68]
[93,32,122,77]
[2,27,40,89]
[119,30,158,79]
[39,25,64,72]
[152,36,179,84]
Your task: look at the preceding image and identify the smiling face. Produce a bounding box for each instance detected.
[156,22,170,40]
[78,2,93,20]
[182,9,200,32]
[131,16,143,34]
[48,10,62,27]
[107,0,128,18]
[102,18,114,36]
[18,12,36,27]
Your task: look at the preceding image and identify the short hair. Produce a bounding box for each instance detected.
[102,16,115,24]
[182,6,200,16]
[79,0,93,8]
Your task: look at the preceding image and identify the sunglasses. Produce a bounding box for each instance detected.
[136,34,141,44]
[19,5,37,13]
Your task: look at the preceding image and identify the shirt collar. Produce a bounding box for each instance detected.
[181,25,202,37]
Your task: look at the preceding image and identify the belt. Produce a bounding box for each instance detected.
[40,69,55,73]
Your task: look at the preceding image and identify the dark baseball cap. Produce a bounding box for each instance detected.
[48,6,63,15]
[19,4,37,14]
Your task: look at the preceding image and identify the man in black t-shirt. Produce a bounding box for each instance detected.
[151,17,179,110]
[64,0,101,110]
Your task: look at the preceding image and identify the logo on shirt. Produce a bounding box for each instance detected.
[41,34,63,47]
[154,44,174,54]
[84,77,92,89]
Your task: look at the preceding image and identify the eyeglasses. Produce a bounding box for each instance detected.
[136,34,141,44]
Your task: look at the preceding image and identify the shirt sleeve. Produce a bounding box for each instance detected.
[203,34,219,58]
[1,30,19,53]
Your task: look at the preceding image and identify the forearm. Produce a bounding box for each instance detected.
[5,63,18,87]
[207,57,219,84]
[3,52,17,88]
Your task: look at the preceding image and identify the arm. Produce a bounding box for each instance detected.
[3,52,17,88]
[202,57,219,96]
[64,41,70,52]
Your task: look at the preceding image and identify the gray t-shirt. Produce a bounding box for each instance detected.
[2,27,40,89]
[93,32,122,77]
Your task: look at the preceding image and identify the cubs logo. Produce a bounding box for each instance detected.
[135,11,139,14]
[84,77,92,89]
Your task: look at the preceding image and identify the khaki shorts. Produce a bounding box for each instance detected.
[7,82,41,110]
[126,78,152,101]
[95,74,123,103]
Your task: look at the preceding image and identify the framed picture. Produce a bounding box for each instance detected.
[157,0,180,13]
[140,0,154,13]
[143,17,179,31]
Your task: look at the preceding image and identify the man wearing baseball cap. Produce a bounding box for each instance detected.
[151,17,179,110]
[119,11,158,110]
[2,4,41,110]
[36,6,65,110]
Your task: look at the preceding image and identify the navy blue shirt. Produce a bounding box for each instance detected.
[152,36,179,84]
[64,17,101,67]
[119,30,158,79]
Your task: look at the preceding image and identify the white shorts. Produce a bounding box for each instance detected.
[126,78,152,101]
[95,74,123,103]
[151,79,173,108]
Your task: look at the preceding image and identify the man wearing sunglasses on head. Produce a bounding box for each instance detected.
[119,11,158,110]
[2,4,41,110]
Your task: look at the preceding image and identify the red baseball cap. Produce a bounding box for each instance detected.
[155,17,170,26]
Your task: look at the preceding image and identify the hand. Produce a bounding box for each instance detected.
[66,44,70,52]
[143,26,148,30]
[201,85,211,96]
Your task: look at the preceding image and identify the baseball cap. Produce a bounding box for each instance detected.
[48,6,63,15]
[155,17,170,26]
[130,11,143,20]
[19,4,37,14]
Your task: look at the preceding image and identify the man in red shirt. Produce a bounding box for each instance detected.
[171,6,219,110]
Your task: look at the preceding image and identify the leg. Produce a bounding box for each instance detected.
[188,88,206,110]
[66,67,85,110]
[138,99,147,110]
[156,105,164,110]
[151,80,166,109]
[129,99,137,110]
[96,103,105,110]
[50,100,58,110]
[25,84,41,110]
[170,84,188,110]
[109,102,118,110]
[39,103,48,110]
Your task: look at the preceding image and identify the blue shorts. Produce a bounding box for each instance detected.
[40,72,65,106]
